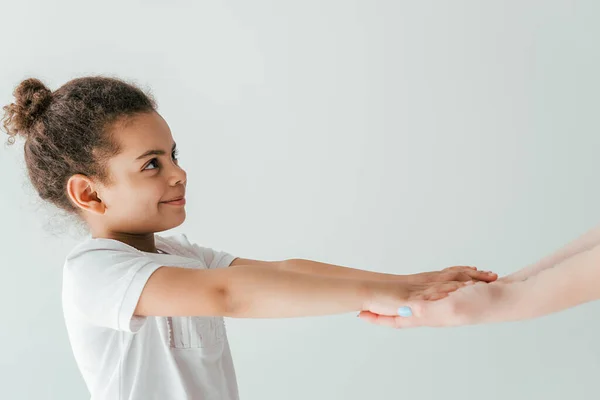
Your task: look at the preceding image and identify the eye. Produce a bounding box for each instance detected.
[143,149,179,171]
[143,158,159,170]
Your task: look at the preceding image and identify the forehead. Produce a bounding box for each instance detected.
[113,112,173,154]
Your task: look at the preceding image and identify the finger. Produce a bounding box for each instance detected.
[430,280,471,294]
[360,311,421,329]
[409,282,455,301]
[448,272,472,282]
[466,270,498,282]
[424,292,449,301]
[357,310,377,322]
[358,311,405,328]
[446,266,477,271]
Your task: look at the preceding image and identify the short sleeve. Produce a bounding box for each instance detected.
[175,233,236,269]
[194,245,236,269]
[63,240,163,333]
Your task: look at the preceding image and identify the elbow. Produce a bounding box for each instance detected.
[211,282,234,316]
[217,280,245,317]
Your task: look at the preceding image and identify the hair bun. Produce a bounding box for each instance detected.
[2,78,52,140]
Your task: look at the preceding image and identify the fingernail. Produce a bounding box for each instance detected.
[398,306,413,317]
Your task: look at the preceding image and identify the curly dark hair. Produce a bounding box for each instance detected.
[2,76,156,213]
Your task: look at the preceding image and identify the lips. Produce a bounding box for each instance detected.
[161,195,186,205]
[162,196,184,203]
[163,198,186,206]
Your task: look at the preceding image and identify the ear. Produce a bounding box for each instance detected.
[66,174,106,214]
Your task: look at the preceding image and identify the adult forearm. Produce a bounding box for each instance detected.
[503,224,600,282]
[478,244,600,323]
[512,244,600,319]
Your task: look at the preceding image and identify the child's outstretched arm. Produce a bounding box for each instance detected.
[134,264,470,319]
[232,258,497,285]
[359,242,600,328]
[501,224,600,283]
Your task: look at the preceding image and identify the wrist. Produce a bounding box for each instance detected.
[477,282,520,324]
[365,270,414,282]
[445,283,507,326]
[358,280,379,311]
[402,272,428,284]
[360,280,408,313]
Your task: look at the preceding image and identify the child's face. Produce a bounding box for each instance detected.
[94,112,187,234]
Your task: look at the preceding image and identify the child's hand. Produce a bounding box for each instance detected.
[362,279,476,318]
[412,266,497,284]
[359,281,507,328]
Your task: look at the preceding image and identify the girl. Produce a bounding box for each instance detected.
[2,77,497,400]
[359,224,600,328]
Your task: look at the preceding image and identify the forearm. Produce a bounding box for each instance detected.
[512,244,600,318]
[278,258,411,282]
[224,265,370,318]
[472,244,600,324]
[503,224,600,282]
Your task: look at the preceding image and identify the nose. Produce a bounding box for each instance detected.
[169,163,187,186]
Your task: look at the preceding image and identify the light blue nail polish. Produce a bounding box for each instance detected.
[398,306,413,317]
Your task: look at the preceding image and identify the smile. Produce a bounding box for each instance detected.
[161,197,186,206]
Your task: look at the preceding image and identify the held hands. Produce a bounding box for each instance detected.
[360,266,499,326]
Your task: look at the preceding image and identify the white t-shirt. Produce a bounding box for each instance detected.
[62,233,239,400]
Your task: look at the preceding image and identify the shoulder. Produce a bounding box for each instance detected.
[66,236,140,258]
[64,236,153,278]
[156,233,236,269]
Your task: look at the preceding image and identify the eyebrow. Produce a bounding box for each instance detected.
[136,142,177,161]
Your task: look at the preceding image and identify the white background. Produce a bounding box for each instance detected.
[1,1,599,399]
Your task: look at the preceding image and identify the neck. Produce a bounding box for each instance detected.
[91,230,159,253]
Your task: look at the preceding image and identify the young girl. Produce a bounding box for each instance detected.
[2,77,497,399]
[359,224,600,328]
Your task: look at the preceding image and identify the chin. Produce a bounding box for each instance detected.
[157,212,186,232]
[125,208,186,233]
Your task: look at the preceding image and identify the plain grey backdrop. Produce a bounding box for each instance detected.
[1,1,599,399]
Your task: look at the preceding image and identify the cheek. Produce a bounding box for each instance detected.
[110,180,163,210]
[135,183,164,206]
